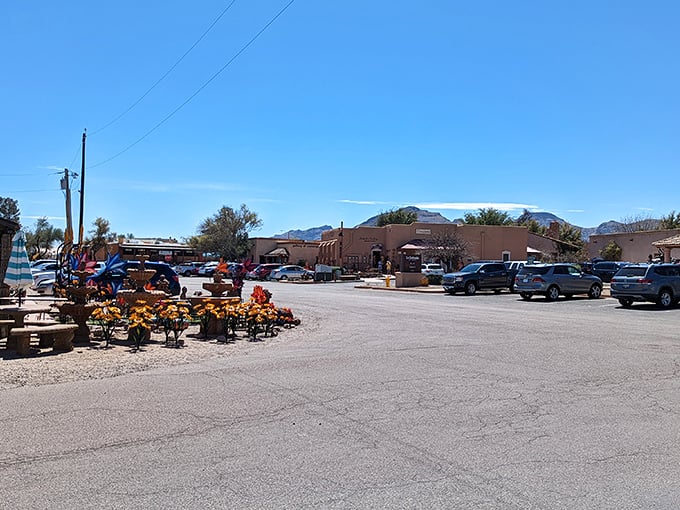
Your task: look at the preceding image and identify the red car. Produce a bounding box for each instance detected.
[246,263,282,280]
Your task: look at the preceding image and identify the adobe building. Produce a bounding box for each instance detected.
[104,238,201,264]
[318,222,528,272]
[587,228,680,263]
[248,238,320,267]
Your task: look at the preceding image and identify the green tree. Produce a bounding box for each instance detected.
[599,241,622,261]
[25,217,64,259]
[464,208,513,226]
[422,228,469,273]
[189,204,262,260]
[555,223,588,262]
[376,208,418,227]
[515,208,547,234]
[660,211,680,230]
[87,217,118,255]
[0,196,20,223]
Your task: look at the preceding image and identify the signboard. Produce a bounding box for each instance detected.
[401,254,421,273]
[415,228,431,235]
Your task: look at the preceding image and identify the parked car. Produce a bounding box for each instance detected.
[174,261,204,277]
[30,259,57,270]
[197,261,219,277]
[34,278,55,295]
[90,260,181,296]
[514,263,603,301]
[591,261,629,283]
[31,261,59,276]
[226,263,245,278]
[421,263,445,276]
[269,265,314,281]
[246,263,282,280]
[610,263,680,308]
[442,262,510,295]
[503,261,529,292]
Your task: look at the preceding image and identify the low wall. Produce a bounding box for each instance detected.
[395,272,425,288]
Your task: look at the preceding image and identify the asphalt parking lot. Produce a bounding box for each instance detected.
[3,278,680,508]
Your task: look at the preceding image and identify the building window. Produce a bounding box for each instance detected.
[502,251,511,262]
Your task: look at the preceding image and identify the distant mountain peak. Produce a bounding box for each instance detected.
[274,225,332,241]
[357,206,453,227]
[272,209,661,243]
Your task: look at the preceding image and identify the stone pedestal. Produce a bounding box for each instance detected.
[188,296,241,336]
[56,302,97,344]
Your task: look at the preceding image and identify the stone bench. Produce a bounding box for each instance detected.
[24,319,60,327]
[0,319,14,339]
[9,324,79,355]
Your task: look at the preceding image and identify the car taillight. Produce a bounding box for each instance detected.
[637,278,652,284]
[532,277,545,283]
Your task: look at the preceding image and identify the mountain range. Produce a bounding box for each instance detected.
[274,207,657,241]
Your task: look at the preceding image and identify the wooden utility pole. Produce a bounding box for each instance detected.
[77,129,86,246]
[61,168,74,245]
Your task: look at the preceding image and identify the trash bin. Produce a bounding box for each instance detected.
[314,272,332,282]
[314,264,333,282]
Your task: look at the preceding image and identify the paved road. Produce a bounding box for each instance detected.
[2,280,680,509]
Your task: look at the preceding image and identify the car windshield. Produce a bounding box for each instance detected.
[518,265,550,275]
[615,266,648,277]
[459,264,481,273]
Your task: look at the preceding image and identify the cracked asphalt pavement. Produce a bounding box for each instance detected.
[2,280,680,509]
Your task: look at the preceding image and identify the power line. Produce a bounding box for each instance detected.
[4,189,61,193]
[89,0,239,136]
[0,173,55,177]
[91,0,295,169]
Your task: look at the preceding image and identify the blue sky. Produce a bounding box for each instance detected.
[3,1,679,239]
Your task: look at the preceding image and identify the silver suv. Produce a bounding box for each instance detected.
[514,263,603,301]
[610,263,680,308]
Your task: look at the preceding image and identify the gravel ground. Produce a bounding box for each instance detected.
[0,318,303,391]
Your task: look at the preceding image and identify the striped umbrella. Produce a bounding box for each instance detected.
[3,230,33,306]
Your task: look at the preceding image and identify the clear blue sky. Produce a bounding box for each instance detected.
[3,1,679,239]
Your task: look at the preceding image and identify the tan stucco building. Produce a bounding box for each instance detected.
[318,222,528,272]
[248,238,320,267]
[587,229,680,263]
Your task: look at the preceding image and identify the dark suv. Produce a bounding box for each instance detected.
[591,261,628,283]
[442,262,510,295]
[611,264,680,308]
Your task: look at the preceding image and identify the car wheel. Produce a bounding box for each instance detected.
[520,292,533,300]
[280,275,288,281]
[588,285,602,299]
[183,271,191,277]
[618,298,633,307]
[546,285,560,301]
[464,281,477,296]
[657,289,674,309]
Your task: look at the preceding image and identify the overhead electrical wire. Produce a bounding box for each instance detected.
[90,0,295,169]
[89,0,239,136]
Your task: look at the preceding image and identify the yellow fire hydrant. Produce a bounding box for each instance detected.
[385,275,391,288]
